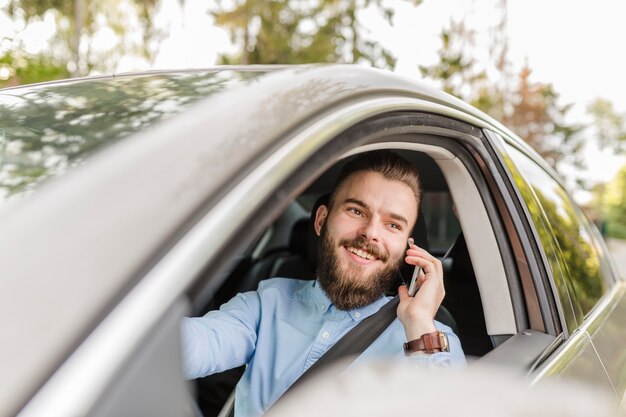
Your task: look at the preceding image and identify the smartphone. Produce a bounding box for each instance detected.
[406,238,421,297]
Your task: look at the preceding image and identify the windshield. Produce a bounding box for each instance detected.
[0,69,264,207]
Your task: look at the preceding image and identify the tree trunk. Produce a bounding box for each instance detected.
[72,0,85,76]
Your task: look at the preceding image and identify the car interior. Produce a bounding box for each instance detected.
[189,142,521,417]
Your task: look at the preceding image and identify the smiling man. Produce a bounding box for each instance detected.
[181,151,466,417]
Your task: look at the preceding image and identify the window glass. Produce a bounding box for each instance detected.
[422,192,461,252]
[503,143,607,319]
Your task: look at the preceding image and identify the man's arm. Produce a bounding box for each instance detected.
[181,291,261,379]
[396,243,466,367]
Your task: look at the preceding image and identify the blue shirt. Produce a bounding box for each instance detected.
[181,278,466,417]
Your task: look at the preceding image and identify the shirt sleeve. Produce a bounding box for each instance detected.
[180,291,262,379]
[406,325,467,369]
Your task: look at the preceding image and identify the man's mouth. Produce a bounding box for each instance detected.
[345,246,378,261]
[338,236,388,264]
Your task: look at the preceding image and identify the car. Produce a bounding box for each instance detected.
[0,65,624,417]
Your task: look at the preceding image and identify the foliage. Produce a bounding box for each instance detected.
[419,20,490,106]
[211,0,421,67]
[504,149,606,318]
[420,14,584,174]
[588,98,626,153]
[502,66,584,172]
[2,0,162,77]
[0,49,71,88]
[593,165,626,239]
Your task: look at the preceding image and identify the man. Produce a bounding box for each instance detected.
[181,151,466,417]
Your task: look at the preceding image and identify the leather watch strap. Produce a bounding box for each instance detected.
[404,331,450,355]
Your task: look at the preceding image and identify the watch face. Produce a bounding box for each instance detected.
[439,332,450,352]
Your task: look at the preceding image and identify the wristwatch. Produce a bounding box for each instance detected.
[403,331,450,356]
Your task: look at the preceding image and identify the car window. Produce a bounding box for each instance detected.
[502,142,608,323]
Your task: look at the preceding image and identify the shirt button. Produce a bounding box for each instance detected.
[322,331,330,339]
[320,305,326,311]
[354,312,361,318]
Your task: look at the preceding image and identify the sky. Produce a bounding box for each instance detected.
[2,0,625,200]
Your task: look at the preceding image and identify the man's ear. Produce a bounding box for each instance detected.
[313,205,328,236]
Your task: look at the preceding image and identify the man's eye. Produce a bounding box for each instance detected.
[389,223,402,230]
[348,207,362,216]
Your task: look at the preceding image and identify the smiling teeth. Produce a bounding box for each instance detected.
[348,247,374,260]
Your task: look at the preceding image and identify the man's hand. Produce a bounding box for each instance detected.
[396,243,445,341]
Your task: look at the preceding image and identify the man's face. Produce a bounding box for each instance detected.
[314,171,418,310]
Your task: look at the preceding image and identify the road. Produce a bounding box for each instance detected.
[607,238,626,279]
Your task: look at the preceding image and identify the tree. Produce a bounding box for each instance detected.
[588,98,626,153]
[419,20,490,106]
[0,48,71,88]
[593,164,626,239]
[3,0,162,78]
[211,0,421,67]
[419,8,583,175]
[502,66,584,172]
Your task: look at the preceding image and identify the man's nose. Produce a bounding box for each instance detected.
[358,217,381,242]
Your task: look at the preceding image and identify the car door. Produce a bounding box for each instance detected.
[8,65,621,417]
[484,129,624,403]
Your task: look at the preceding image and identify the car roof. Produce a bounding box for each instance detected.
[0,64,539,415]
[0,67,287,207]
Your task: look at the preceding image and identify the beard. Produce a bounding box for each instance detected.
[316,223,403,311]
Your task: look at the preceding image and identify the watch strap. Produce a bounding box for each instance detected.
[404,331,450,355]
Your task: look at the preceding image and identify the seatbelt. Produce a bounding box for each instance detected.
[283,295,399,394]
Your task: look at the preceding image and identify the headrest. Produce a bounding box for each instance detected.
[288,218,309,259]
[306,194,329,272]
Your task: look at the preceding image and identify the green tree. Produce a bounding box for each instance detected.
[419,20,491,108]
[0,48,71,88]
[588,98,626,153]
[3,0,161,78]
[420,12,583,175]
[594,165,626,239]
[212,0,421,67]
[502,66,584,172]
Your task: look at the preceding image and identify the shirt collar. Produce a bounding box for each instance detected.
[311,280,390,321]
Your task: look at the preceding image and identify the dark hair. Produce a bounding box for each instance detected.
[329,150,422,211]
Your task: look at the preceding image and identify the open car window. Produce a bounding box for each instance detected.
[185,115,525,416]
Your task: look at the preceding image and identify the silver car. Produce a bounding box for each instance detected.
[0,66,624,417]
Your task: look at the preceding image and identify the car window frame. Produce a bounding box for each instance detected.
[186,112,530,416]
[482,129,574,336]
[482,132,623,400]
[498,130,616,321]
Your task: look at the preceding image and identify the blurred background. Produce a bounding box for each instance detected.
[1,0,625,263]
